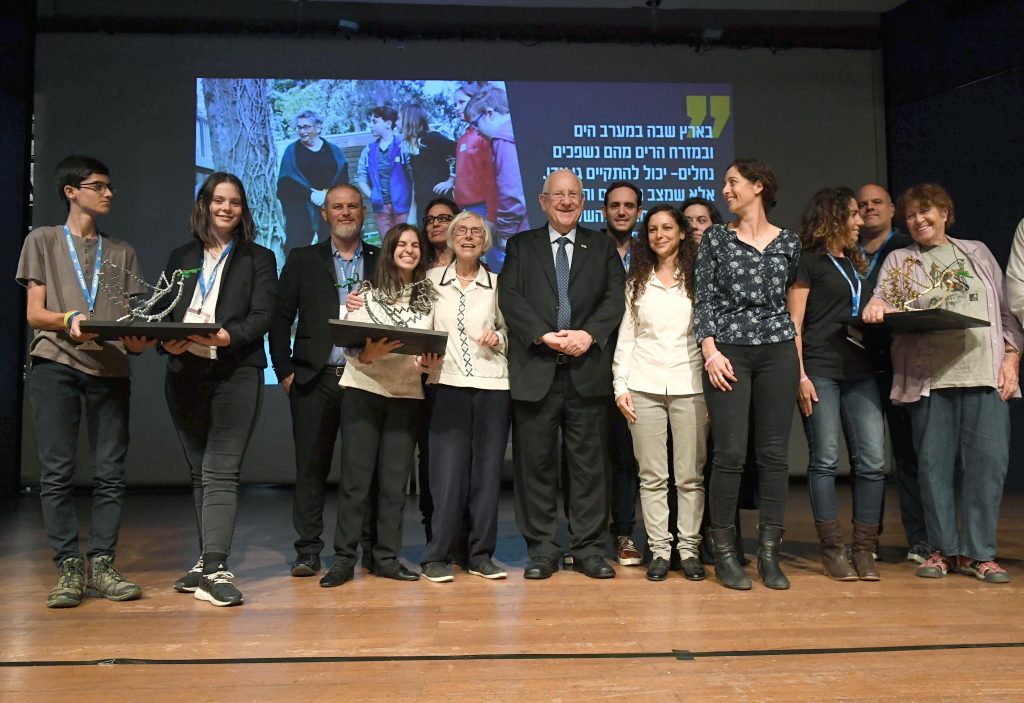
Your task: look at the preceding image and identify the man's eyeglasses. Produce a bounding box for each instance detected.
[454,225,484,240]
[425,214,454,225]
[683,215,710,226]
[76,182,116,195]
[543,191,583,202]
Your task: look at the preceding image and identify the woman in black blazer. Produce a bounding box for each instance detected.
[160,172,278,607]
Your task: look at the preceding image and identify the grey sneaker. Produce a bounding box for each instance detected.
[47,556,85,608]
[468,559,507,580]
[173,557,204,593]
[87,556,142,601]
[421,561,454,583]
[195,570,243,607]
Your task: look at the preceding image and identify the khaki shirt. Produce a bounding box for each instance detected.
[17,225,145,377]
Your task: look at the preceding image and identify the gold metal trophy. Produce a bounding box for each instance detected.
[875,256,988,332]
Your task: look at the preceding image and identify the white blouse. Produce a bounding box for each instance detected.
[612,272,703,398]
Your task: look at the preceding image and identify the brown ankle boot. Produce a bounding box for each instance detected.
[851,522,880,581]
[815,520,858,581]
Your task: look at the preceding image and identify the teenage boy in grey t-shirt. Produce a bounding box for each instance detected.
[17,155,151,608]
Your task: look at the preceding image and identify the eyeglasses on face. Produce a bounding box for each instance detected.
[76,181,116,194]
[683,215,710,225]
[543,191,583,202]
[454,225,484,239]
[425,214,454,225]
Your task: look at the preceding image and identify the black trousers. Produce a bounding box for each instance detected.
[512,367,610,562]
[289,368,345,554]
[165,361,262,562]
[290,368,378,557]
[333,388,420,567]
[703,341,798,529]
[421,385,510,566]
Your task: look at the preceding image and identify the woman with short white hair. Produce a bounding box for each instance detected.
[420,211,511,583]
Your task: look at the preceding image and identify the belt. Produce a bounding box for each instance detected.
[555,353,570,366]
[323,365,345,377]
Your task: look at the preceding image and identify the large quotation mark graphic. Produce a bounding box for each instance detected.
[685,95,731,139]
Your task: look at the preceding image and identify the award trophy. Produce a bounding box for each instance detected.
[79,261,222,340]
[329,279,448,356]
[875,256,989,332]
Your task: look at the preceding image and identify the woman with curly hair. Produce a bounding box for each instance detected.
[612,204,707,582]
[788,187,885,581]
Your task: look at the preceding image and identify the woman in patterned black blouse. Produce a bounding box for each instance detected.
[693,158,801,591]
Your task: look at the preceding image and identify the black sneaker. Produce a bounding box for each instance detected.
[468,559,507,580]
[47,556,85,608]
[195,569,244,607]
[173,557,204,593]
[421,561,454,583]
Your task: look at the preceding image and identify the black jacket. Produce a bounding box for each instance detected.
[498,225,625,402]
[161,238,279,372]
[269,238,380,386]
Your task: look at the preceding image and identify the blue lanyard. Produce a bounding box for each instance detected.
[63,225,102,313]
[334,244,363,294]
[827,253,862,317]
[858,230,894,281]
[198,240,234,303]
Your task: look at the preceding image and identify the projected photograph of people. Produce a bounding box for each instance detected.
[196,79,530,270]
[196,78,732,273]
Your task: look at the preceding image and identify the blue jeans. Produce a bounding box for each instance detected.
[905,387,1009,561]
[29,359,130,565]
[803,375,886,525]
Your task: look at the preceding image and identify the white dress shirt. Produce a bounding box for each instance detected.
[612,272,703,397]
[548,226,577,268]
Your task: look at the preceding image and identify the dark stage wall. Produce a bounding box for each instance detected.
[23,32,884,486]
[883,0,1024,489]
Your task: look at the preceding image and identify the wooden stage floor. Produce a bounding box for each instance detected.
[3,483,1024,702]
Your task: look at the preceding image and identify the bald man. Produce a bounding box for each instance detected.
[857,183,928,563]
[499,169,625,580]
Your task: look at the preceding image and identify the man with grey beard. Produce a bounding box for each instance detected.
[270,184,380,579]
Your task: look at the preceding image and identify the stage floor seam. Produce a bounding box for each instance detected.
[4,640,1023,668]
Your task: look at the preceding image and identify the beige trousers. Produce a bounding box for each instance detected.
[628,390,708,560]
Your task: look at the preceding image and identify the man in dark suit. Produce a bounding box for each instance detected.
[269,183,379,577]
[499,169,625,579]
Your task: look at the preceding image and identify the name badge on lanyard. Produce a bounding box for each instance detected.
[64,225,104,350]
[186,241,234,324]
[64,225,103,313]
[859,230,894,281]
[827,253,862,317]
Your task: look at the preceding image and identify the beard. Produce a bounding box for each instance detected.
[331,221,361,241]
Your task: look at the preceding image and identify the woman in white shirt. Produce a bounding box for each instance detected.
[319,224,442,588]
[613,204,707,582]
[420,211,510,583]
